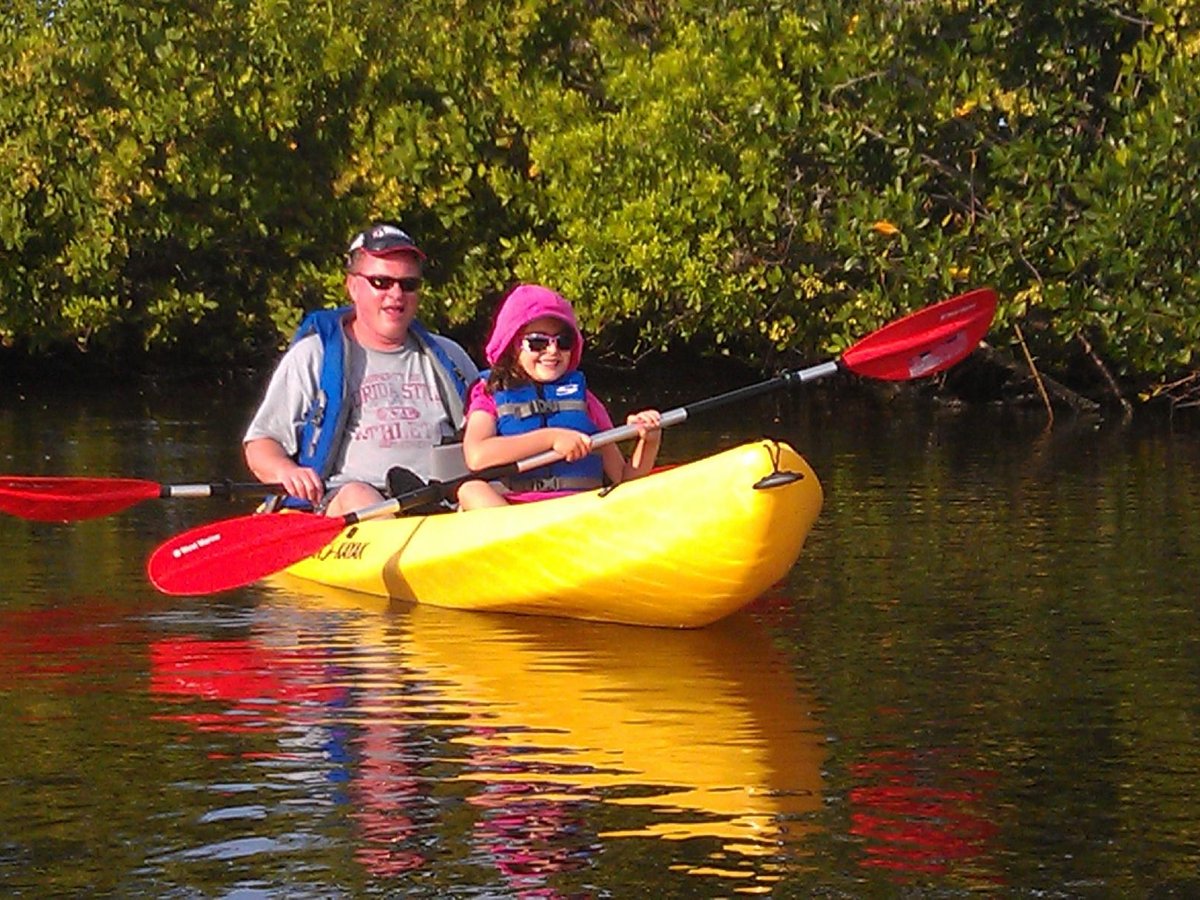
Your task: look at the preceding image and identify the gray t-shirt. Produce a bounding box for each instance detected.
[244,330,479,486]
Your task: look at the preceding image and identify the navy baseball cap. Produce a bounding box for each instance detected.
[346,223,426,261]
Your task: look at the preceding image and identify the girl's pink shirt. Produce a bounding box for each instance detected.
[465,379,615,504]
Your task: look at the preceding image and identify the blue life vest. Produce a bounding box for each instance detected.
[491,370,605,492]
[284,307,469,500]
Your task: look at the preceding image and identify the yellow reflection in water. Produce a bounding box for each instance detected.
[267,576,827,886]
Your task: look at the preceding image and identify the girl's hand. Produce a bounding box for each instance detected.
[627,409,663,443]
[550,428,592,462]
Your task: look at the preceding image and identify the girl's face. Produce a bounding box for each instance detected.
[515,316,574,383]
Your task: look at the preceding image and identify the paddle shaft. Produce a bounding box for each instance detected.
[160,481,285,499]
[337,358,843,526]
[354,282,994,522]
[520,360,839,465]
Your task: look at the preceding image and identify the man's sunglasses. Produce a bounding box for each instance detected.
[352,272,423,293]
[521,332,576,353]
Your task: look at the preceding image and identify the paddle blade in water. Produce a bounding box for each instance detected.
[147,512,345,595]
[841,288,997,381]
[0,476,162,521]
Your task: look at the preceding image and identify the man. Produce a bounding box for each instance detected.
[244,222,479,516]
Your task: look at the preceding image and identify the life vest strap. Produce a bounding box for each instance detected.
[496,397,588,419]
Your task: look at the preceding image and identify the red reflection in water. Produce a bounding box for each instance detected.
[0,602,140,686]
[147,636,598,889]
[149,636,424,876]
[151,638,343,704]
[468,738,592,898]
[351,695,423,877]
[150,637,345,734]
[849,748,1002,884]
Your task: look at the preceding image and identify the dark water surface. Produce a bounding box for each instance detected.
[1,380,1198,896]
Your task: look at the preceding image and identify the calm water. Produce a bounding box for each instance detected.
[1,378,1198,896]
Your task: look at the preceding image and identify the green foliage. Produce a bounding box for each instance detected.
[0,0,366,361]
[1,0,1197,392]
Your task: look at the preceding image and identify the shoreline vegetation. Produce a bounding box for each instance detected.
[2,1,1197,422]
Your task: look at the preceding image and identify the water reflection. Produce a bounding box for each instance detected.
[151,638,347,733]
[145,580,827,892]
[0,601,143,683]
[848,747,1000,883]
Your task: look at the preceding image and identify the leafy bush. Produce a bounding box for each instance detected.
[1,0,1196,397]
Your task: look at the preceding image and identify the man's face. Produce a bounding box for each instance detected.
[345,252,424,351]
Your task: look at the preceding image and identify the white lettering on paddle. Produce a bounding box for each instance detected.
[171,532,222,559]
[907,330,967,378]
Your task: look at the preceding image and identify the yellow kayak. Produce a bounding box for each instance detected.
[284,439,822,628]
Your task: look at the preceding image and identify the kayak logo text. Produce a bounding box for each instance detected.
[315,539,368,561]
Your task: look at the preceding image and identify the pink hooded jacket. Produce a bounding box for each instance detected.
[484,284,585,371]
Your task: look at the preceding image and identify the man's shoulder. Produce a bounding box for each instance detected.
[263,331,326,389]
[428,331,470,356]
[283,330,326,363]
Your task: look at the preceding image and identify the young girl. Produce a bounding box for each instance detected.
[457,284,662,510]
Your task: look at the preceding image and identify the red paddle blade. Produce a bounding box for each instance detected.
[0,476,162,522]
[842,288,997,381]
[147,512,345,596]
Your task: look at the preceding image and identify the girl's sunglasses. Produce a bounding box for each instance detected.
[352,272,423,293]
[520,332,576,353]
